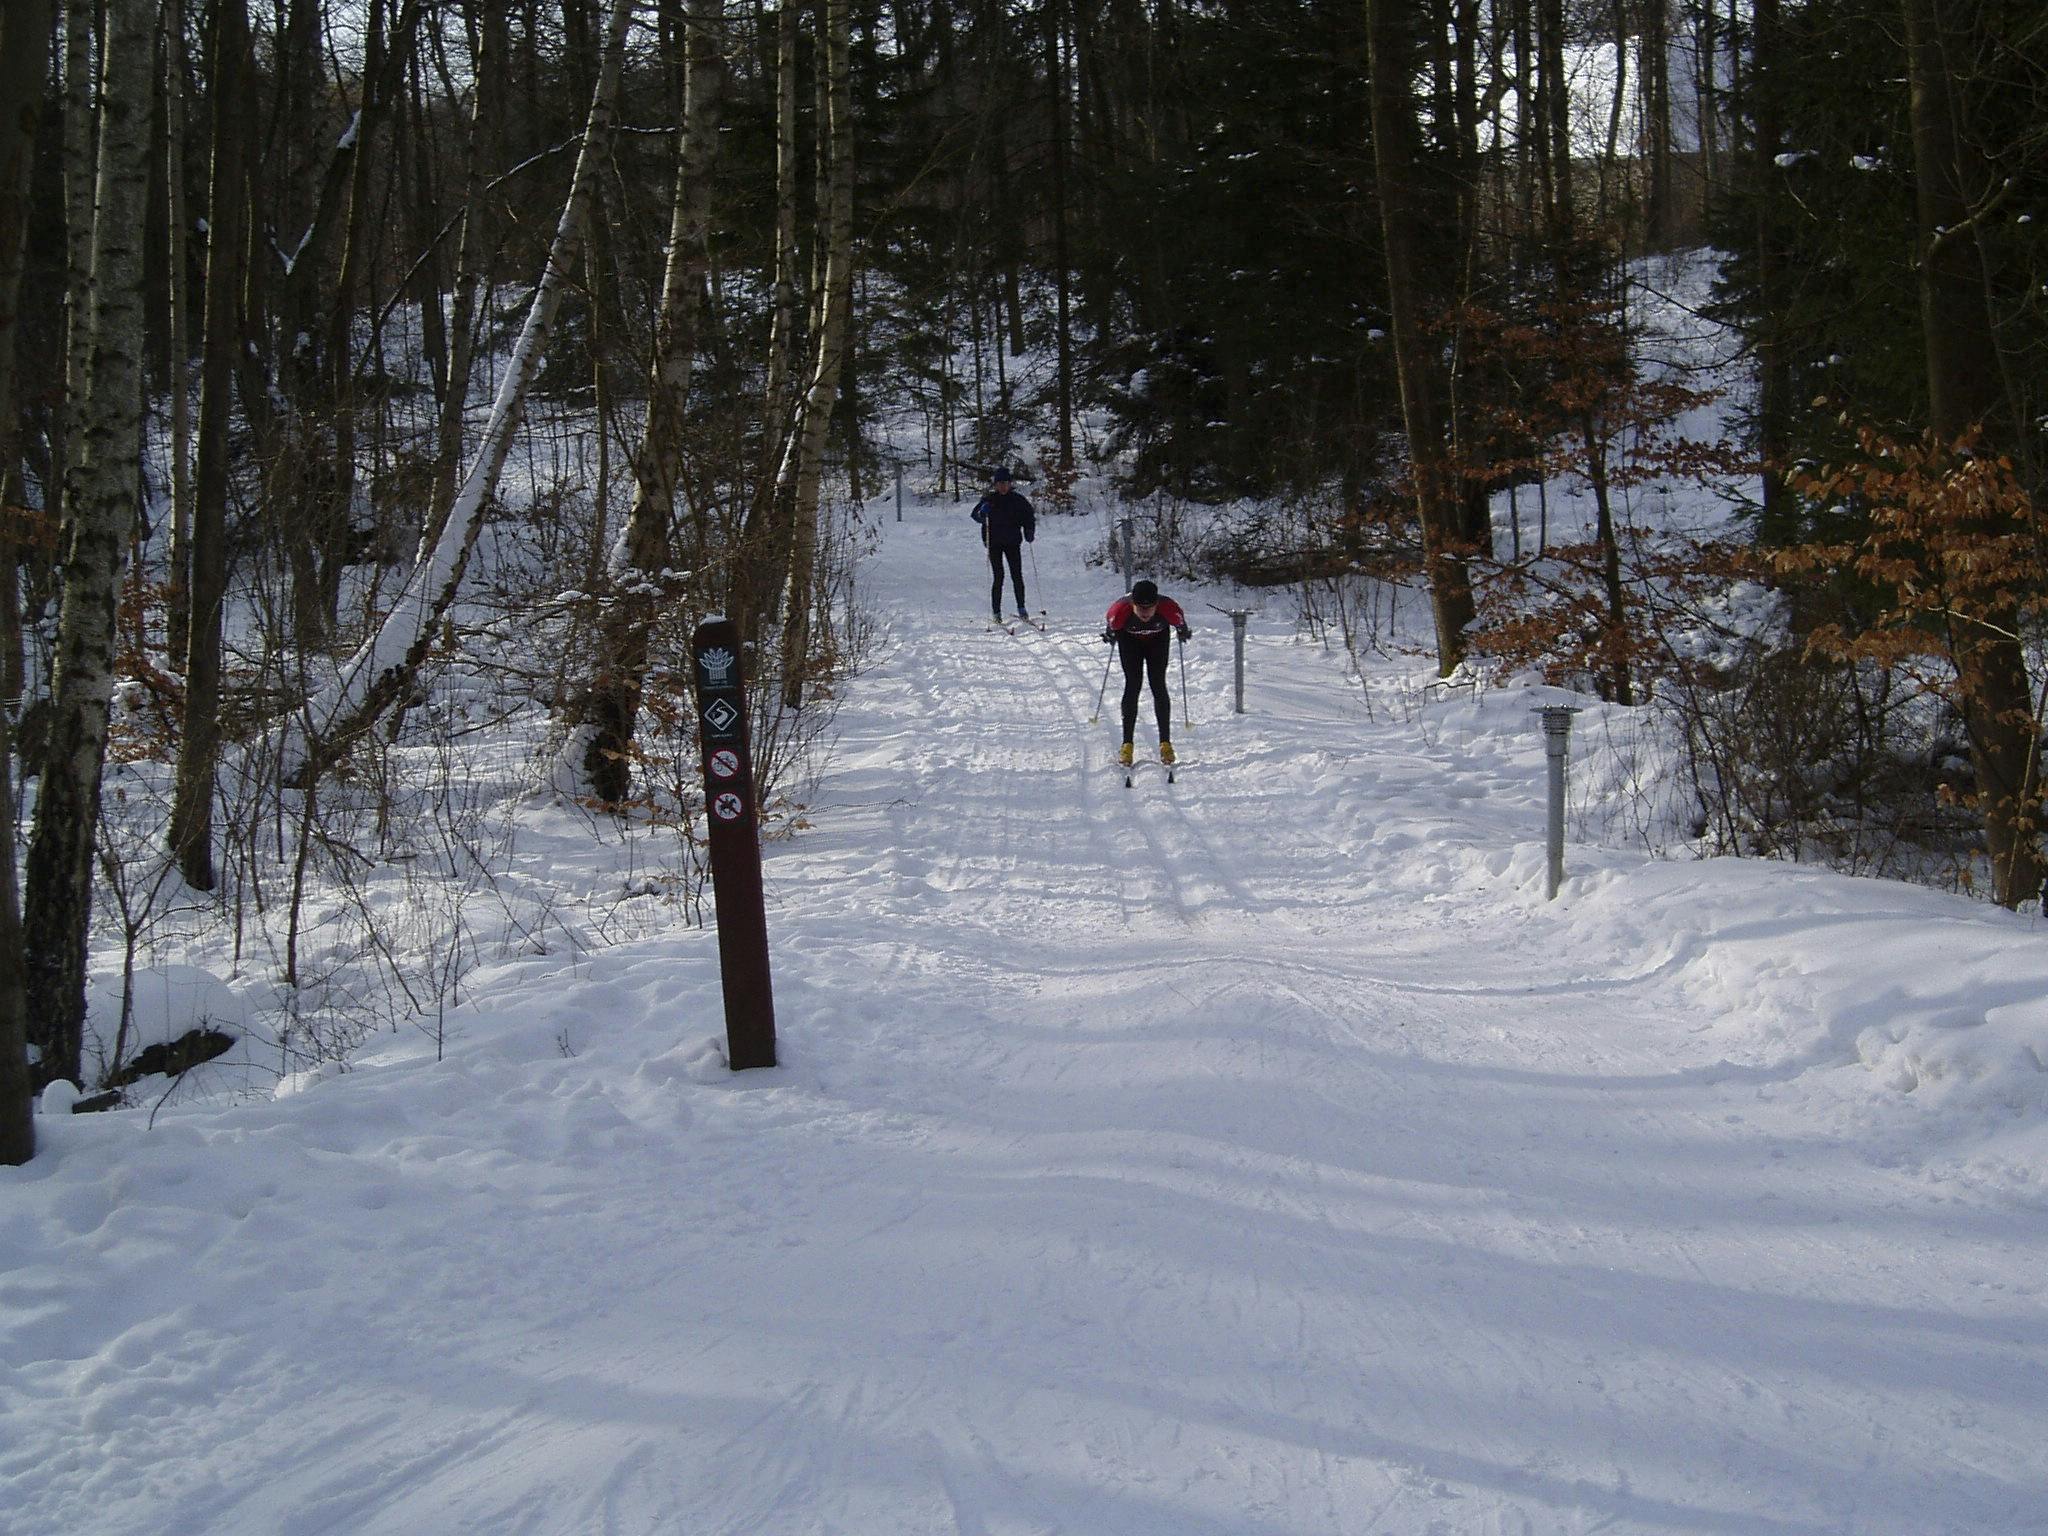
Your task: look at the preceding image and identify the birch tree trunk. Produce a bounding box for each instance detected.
[561,0,728,806]
[167,0,247,893]
[762,1,801,438]
[738,0,804,636]
[0,702,28,1159]
[1366,0,1475,674]
[775,0,854,710]
[289,0,635,782]
[53,0,95,531]
[24,0,153,1090]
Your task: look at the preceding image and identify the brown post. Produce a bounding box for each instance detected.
[691,618,778,1069]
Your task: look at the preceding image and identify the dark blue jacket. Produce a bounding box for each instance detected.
[971,489,1036,548]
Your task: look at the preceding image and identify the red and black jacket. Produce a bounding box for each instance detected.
[1104,594,1188,647]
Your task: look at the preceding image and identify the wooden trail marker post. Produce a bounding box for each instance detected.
[691,618,778,1069]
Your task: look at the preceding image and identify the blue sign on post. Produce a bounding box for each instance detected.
[691,619,777,1069]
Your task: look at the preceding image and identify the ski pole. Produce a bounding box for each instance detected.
[1027,541,1042,616]
[1177,634,1192,732]
[1089,643,1114,724]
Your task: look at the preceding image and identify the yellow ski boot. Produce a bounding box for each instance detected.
[1118,742,1134,767]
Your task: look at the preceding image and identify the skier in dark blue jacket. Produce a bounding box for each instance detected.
[970,467,1036,622]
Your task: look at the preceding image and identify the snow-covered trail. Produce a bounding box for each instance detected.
[5,503,2046,1535]
[764,507,2047,1534]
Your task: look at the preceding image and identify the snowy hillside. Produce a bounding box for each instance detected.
[5,499,2047,1535]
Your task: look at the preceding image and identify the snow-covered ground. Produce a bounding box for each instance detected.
[5,497,2048,1535]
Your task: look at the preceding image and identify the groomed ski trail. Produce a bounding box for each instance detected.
[8,499,2046,1536]
[806,502,2048,1535]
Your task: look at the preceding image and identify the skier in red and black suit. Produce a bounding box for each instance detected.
[1102,578,1190,766]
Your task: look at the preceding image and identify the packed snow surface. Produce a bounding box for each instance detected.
[5,502,2047,1535]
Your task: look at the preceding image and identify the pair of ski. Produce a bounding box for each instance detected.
[1123,754,1177,788]
[985,613,1045,636]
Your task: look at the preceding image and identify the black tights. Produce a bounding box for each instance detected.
[1118,639,1171,743]
[988,542,1026,616]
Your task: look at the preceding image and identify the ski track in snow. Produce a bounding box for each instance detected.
[5,504,2048,1535]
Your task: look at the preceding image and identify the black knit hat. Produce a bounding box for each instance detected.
[1131,579,1159,604]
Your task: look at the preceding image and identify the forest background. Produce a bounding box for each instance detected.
[0,0,2044,1160]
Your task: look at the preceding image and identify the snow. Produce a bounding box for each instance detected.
[6,502,2048,1534]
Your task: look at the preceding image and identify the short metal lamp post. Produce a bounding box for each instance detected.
[1537,705,1580,900]
[1225,609,1253,713]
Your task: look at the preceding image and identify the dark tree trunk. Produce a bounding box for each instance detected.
[0,0,56,710]
[1046,0,1073,474]
[1367,0,1475,673]
[1750,0,1793,542]
[0,0,38,1156]
[1901,0,2043,910]
[168,0,248,893]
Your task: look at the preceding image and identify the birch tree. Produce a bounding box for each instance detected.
[738,0,804,635]
[775,0,854,708]
[24,0,153,1089]
[560,0,730,805]
[288,0,636,782]
[762,0,802,461]
[50,0,94,530]
[0,700,27,1158]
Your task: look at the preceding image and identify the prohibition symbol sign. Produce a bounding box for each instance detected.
[712,791,746,821]
[709,748,740,779]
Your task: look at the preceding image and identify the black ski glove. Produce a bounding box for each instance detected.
[1101,627,1117,644]
[1176,625,1191,642]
